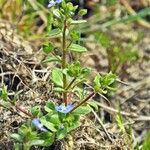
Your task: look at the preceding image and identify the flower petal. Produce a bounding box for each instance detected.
[55,104,74,113]
[32,118,48,132]
[55,0,62,3]
[48,0,56,8]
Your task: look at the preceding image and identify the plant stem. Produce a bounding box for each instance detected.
[62,18,67,105]
[16,104,33,117]
[69,92,95,113]
[65,77,76,90]
[0,102,32,118]
[24,143,31,150]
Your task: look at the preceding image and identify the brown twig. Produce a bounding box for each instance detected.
[65,77,77,90]
[16,104,33,118]
[62,19,68,105]
[92,110,113,142]
[96,102,150,121]
[70,92,95,113]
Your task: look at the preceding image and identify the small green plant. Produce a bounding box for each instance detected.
[141,132,150,150]
[0,1,117,149]
[94,32,139,78]
[115,108,133,149]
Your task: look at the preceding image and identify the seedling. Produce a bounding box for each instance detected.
[94,31,138,79]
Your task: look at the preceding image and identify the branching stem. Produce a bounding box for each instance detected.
[62,18,68,105]
[70,92,95,113]
[65,77,76,90]
[16,104,33,117]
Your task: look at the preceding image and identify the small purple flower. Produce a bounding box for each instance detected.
[48,0,62,8]
[55,0,62,3]
[32,118,48,132]
[55,104,74,113]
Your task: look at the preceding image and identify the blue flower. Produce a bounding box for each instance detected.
[55,0,62,3]
[32,118,48,132]
[48,0,62,8]
[55,104,74,113]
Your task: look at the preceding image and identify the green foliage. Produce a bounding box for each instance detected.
[95,32,110,48]
[95,31,139,74]
[51,68,63,87]
[42,43,55,54]
[115,108,134,148]
[31,106,42,117]
[42,56,61,63]
[70,31,80,41]
[78,9,87,17]
[67,61,90,78]
[0,1,118,150]
[68,44,87,53]
[115,111,125,133]
[72,105,93,115]
[11,123,55,149]
[0,86,9,101]
[11,123,44,150]
[106,0,117,6]
[49,28,62,37]
[93,72,117,94]
[103,7,150,27]
[142,132,150,150]
[11,100,92,148]
[40,117,57,132]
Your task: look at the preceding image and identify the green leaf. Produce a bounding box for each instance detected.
[67,121,80,132]
[53,9,61,18]
[40,132,55,146]
[67,2,75,10]
[78,9,87,16]
[56,128,67,139]
[49,113,60,124]
[49,28,62,37]
[73,105,92,115]
[30,140,45,146]
[87,101,98,111]
[70,19,87,24]
[43,43,54,54]
[67,61,82,77]
[42,56,61,63]
[51,68,63,87]
[14,143,22,150]
[69,44,87,53]
[70,31,80,41]
[93,75,102,93]
[67,61,90,78]
[44,101,56,112]
[10,133,23,142]
[93,73,117,94]
[142,132,150,150]
[103,72,117,86]
[40,117,57,132]
[115,111,125,133]
[31,106,41,117]
[95,32,110,48]
[44,106,53,113]
[0,86,8,101]
[53,87,66,92]
[26,131,38,141]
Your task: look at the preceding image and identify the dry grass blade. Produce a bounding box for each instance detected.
[92,110,113,143]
